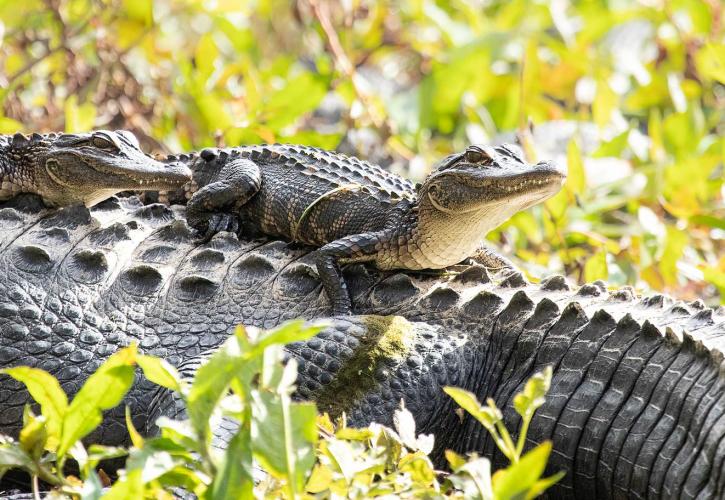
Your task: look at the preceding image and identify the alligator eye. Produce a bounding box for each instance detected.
[92,136,115,149]
[465,149,489,163]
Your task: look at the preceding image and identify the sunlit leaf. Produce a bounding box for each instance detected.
[2,366,67,451]
[58,345,137,458]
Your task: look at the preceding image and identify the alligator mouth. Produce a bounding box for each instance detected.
[93,160,192,189]
[478,162,566,203]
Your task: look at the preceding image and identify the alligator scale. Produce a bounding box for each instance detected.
[0,194,724,498]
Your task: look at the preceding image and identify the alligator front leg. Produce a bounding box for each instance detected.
[186,158,261,240]
[315,232,389,316]
[467,246,527,286]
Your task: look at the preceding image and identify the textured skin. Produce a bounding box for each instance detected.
[159,143,564,313]
[0,196,724,498]
[0,131,190,206]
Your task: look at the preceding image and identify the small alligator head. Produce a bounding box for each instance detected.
[414,143,565,265]
[8,130,191,206]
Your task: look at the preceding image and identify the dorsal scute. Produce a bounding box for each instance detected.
[244,143,416,205]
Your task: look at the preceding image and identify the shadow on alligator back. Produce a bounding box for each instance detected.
[0,192,724,498]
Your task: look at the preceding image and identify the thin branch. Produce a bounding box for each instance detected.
[307,0,390,137]
[5,14,92,87]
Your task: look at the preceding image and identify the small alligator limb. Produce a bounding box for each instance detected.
[0,130,191,207]
[162,143,565,314]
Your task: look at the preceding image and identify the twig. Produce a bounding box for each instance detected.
[306,0,390,137]
[5,15,92,88]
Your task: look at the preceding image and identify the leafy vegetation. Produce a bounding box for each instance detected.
[1,320,560,498]
[0,0,722,303]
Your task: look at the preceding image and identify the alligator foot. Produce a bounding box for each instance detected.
[190,212,240,242]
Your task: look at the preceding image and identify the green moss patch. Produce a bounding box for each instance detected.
[314,315,415,418]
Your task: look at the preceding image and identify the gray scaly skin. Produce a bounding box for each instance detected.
[0,130,191,207]
[1,196,724,498]
[160,143,565,314]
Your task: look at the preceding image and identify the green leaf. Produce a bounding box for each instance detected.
[593,76,617,127]
[137,354,183,393]
[125,406,144,448]
[453,456,494,500]
[195,33,219,82]
[58,345,137,459]
[122,0,152,26]
[0,443,37,479]
[263,72,327,129]
[513,366,552,419]
[0,116,23,134]
[2,366,67,451]
[64,95,96,132]
[253,320,327,356]
[526,471,567,499]
[659,226,688,285]
[19,412,47,461]
[443,387,501,431]
[186,333,249,440]
[445,449,467,471]
[492,441,558,498]
[207,423,254,500]
[251,393,317,493]
[695,42,725,84]
[101,468,143,499]
[584,250,608,282]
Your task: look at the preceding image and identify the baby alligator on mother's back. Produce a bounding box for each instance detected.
[158,143,566,314]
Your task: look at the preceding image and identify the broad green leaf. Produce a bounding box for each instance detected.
[492,441,557,498]
[251,393,317,493]
[58,345,137,458]
[137,354,183,393]
[399,451,436,485]
[306,463,333,493]
[2,366,67,450]
[101,468,143,499]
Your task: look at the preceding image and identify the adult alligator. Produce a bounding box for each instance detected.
[154,143,564,314]
[0,195,723,498]
[0,130,191,206]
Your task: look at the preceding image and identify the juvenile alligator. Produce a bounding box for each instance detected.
[0,131,191,206]
[1,196,724,498]
[156,143,565,314]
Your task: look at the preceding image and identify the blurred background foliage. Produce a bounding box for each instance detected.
[0,0,723,304]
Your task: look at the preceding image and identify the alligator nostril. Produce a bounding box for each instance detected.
[200,148,218,162]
